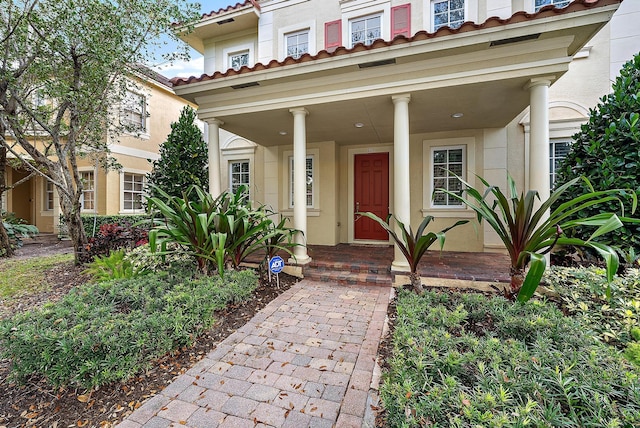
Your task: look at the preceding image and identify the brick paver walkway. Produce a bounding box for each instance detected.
[116,280,390,428]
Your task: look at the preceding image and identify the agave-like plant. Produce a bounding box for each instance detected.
[438,174,638,301]
[357,212,468,294]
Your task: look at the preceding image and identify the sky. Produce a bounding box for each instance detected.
[150,0,235,79]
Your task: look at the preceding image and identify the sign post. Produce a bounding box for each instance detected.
[268,255,285,287]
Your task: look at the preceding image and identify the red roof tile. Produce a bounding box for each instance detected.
[170,0,620,87]
[199,0,260,20]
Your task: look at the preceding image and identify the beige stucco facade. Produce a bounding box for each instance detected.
[172,0,639,265]
[3,71,197,234]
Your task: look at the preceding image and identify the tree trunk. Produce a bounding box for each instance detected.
[509,266,525,299]
[0,133,13,257]
[58,191,87,265]
[410,271,424,294]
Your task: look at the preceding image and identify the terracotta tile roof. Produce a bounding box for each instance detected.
[170,0,620,87]
[199,0,260,20]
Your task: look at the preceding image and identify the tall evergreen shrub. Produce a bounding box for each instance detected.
[146,106,209,200]
[554,52,640,251]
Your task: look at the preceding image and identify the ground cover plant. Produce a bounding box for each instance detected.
[543,266,640,365]
[380,288,640,427]
[0,268,257,389]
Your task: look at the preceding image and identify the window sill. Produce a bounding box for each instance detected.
[421,208,476,218]
[280,208,320,217]
[119,210,145,215]
[122,130,150,140]
[40,211,54,216]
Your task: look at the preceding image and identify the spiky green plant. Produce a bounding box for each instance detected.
[438,174,637,301]
[357,212,467,294]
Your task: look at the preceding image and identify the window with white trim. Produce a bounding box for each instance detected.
[534,0,570,12]
[44,180,54,211]
[432,0,465,31]
[431,146,465,207]
[289,155,314,208]
[122,173,145,211]
[350,14,382,47]
[229,160,250,195]
[285,30,309,59]
[80,171,95,211]
[550,139,571,188]
[229,50,249,71]
[121,91,146,132]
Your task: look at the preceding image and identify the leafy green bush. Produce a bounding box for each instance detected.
[543,266,640,346]
[83,249,143,281]
[380,289,640,427]
[554,53,640,252]
[1,211,38,255]
[147,185,298,277]
[81,214,148,238]
[0,269,257,389]
[124,243,196,273]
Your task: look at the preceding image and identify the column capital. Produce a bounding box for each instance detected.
[391,94,411,104]
[289,107,309,116]
[205,118,224,126]
[524,76,555,90]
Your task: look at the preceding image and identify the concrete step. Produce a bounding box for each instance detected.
[22,233,62,245]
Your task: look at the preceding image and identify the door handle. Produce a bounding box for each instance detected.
[355,201,360,212]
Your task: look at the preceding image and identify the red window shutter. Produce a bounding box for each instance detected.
[391,4,411,38]
[324,20,342,52]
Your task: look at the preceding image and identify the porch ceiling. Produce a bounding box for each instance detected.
[173,1,619,147]
[214,77,531,146]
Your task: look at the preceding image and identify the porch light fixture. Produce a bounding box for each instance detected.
[231,81,260,89]
[217,18,235,25]
[279,131,288,135]
[358,58,396,69]
[451,113,464,118]
[354,122,364,128]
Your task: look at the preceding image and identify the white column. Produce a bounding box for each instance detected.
[526,78,552,207]
[289,107,311,264]
[206,119,224,197]
[392,94,411,271]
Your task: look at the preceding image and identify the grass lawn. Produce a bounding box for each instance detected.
[0,253,74,301]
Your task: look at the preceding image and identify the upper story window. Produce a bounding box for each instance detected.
[229,50,249,71]
[350,14,382,47]
[433,0,465,31]
[285,30,309,59]
[534,0,570,12]
[431,146,465,208]
[121,91,146,132]
[80,171,95,211]
[550,139,571,188]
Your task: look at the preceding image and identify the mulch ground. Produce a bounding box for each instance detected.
[0,254,297,428]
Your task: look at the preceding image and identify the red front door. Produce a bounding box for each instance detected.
[354,152,389,241]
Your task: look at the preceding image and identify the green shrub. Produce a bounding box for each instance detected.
[1,211,38,255]
[83,249,143,281]
[124,243,196,272]
[380,289,640,427]
[543,266,640,346]
[553,53,640,252]
[0,269,257,389]
[81,214,148,238]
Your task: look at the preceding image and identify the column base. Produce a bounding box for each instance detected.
[391,260,410,272]
[289,255,312,265]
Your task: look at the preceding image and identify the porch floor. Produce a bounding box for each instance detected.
[303,244,510,284]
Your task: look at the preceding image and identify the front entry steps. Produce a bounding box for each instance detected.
[22,233,66,246]
[300,258,392,287]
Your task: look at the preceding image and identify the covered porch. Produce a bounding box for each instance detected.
[172,1,618,273]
